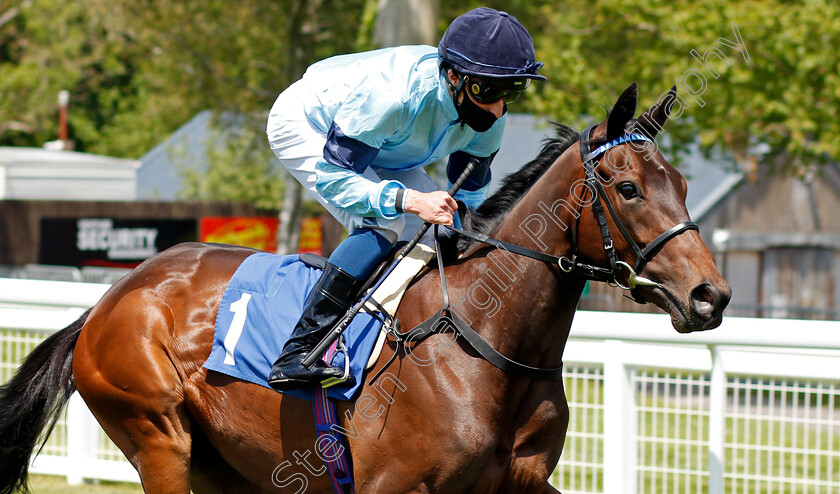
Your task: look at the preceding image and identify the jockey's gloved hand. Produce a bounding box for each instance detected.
[403,189,458,225]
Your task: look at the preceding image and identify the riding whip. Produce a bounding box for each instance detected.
[302,159,480,369]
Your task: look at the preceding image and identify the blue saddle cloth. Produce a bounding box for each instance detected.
[203,252,383,401]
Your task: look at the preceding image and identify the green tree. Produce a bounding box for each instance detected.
[3,0,838,195]
[1,0,369,252]
[177,116,285,210]
[0,0,149,152]
[0,0,367,157]
[444,0,840,176]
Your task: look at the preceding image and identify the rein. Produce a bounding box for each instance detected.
[372,126,700,382]
[369,225,566,384]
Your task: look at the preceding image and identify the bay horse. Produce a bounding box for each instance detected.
[0,84,730,494]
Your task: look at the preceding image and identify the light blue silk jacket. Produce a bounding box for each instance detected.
[298,45,504,218]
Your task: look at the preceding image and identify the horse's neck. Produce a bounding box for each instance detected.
[494,148,582,263]
[461,149,586,365]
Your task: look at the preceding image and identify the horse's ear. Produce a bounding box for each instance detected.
[606,82,638,139]
[636,85,677,139]
[607,82,639,139]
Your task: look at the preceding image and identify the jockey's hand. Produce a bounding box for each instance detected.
[404,189,458,225]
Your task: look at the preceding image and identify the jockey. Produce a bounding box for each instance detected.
[265,7,545,390]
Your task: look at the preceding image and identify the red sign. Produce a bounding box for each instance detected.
[200,217,279,252]
[298,217,323,255]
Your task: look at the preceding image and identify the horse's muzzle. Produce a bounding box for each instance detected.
[684,281,731,331]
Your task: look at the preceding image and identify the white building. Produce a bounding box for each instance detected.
[0,147,139,201]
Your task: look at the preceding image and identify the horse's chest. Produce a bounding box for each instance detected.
[352,359,567,492]
[442,403,567,492]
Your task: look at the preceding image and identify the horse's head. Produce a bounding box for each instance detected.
[574,83,731,332]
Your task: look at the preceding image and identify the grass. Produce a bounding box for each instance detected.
[16,475,142,494]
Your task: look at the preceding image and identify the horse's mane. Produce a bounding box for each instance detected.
[456,123,580,254]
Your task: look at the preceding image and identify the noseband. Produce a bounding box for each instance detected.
[566,124,699,290]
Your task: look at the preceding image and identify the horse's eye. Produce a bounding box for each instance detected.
[618,182,638,200]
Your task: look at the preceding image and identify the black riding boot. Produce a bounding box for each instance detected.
[268,263,360,391]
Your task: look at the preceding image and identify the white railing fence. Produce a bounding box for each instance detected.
[1,277,839,492]
[558,312,840,494]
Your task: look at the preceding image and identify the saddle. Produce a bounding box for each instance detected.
[299,244,437,373]
[202,244,436,402]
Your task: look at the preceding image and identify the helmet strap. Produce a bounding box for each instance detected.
[444,69,467,101]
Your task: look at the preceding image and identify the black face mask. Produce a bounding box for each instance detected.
[456,90,506,132]
[450,75,506,132]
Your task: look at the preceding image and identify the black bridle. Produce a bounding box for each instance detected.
[565,124,698,290]
[382,125,701,381]
[447,124,698,291]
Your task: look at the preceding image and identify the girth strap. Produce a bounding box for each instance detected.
[312,340,356,494]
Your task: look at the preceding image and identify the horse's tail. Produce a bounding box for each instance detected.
[0,308,90,494]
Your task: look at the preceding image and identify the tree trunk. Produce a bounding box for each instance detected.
[276,176,303,255]
[373,0,440,47]
[275,0,325,254]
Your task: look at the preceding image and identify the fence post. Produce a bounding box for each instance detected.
[603,339,637,494]
[66,392,96,485]
[708,345,726,494]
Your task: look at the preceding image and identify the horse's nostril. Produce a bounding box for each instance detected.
[690,283,716,317]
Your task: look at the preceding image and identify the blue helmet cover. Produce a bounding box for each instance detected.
[438,7,546,81]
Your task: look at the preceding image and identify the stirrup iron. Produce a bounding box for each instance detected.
[320,337,351,389]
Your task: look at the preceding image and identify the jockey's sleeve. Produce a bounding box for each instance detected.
[315,122,404,218]
[446,150,497,210]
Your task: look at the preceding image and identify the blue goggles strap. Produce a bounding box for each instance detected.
[581,133,652,164]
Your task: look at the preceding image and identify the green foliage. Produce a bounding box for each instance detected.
[0,0,149,152]
[1,0,837,193]
[0,0,366,159]
[177,115,285,210]
[355,0,381,52]
[442,0,839,175]
[530,0,840,174]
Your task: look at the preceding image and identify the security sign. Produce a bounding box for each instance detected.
[76,219,159,259]
[40,218,197,267]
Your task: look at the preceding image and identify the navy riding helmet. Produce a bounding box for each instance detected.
[438,7,546,93]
